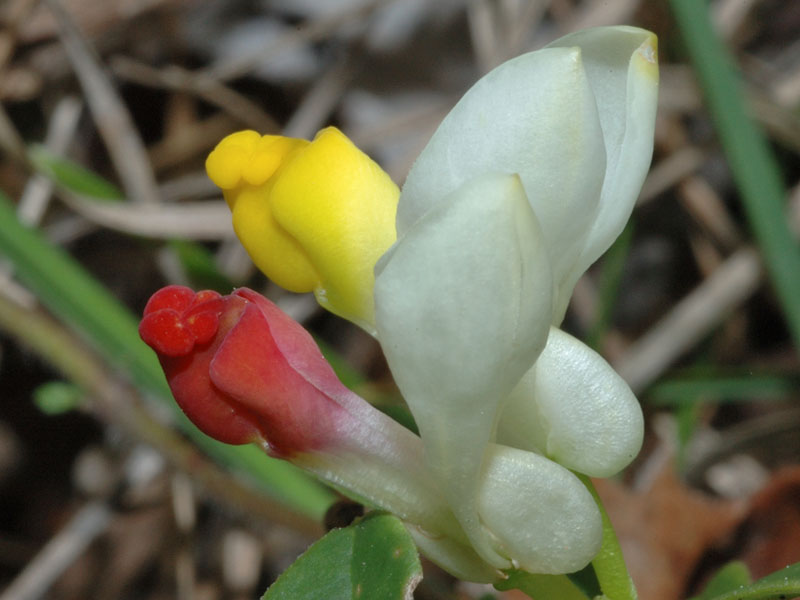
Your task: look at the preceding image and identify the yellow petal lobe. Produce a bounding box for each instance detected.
[205,127,399,331]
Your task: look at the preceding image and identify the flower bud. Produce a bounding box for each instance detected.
[206,127,399,332]
[139,284,345,453]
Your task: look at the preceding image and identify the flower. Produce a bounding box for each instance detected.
[139,285,602,581]
[149,24,659,581]
[374,25,656,568]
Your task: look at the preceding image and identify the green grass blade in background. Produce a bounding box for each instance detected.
[648,371,800,406]
[28,145,124,201]
[0,192,334,518]
[669,0,800,351]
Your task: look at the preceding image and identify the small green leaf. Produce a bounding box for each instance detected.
[263,512,421,600]
[692,561,800,600]
[690,561,752,600]
[33,381,85,415]
[28,145,123,201]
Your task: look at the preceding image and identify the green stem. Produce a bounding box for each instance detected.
[495,572,589,600]
[577,474,637,600]
[669,0,800,351]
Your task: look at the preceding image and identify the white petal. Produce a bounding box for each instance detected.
[497,327,643,477]
[374,172,552,565]
[478,444,602,574]
[548,27,659,320]
[398,46,606,308]
[407,527,499,584]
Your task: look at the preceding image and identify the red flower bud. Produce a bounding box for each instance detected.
[139,285,349,456]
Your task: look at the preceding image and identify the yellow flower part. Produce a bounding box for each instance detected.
[206,127,400,331]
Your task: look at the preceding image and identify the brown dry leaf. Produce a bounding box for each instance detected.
[738,465,800,579]
[594,464,747,600]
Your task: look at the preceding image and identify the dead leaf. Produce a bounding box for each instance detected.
[595,463,747,600]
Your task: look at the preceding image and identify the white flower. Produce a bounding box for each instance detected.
[373,25,658,573]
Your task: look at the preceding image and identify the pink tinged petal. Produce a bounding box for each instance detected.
[208,296,349,458]
[207,290,465,541]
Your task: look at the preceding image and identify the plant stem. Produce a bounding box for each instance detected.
[495,572,589,600]
[577,474,637,600]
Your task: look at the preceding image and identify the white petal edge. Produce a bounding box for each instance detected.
[549,26,659,321]
[397,46,606,304]
[478,444,602,574]
[497,327,644,477]
[374,172,553,566]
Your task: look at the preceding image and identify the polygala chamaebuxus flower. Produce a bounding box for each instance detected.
[141,25,659,582]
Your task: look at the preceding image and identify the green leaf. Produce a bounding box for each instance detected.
[33,381,85,415]
[263,513,421,600]
[692,561,800,600]
[690,561,752,600]
[28,145,124,201]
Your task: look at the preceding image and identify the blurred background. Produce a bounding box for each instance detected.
[1,0,799,598]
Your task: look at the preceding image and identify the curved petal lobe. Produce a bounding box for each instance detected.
[497,327,643,477]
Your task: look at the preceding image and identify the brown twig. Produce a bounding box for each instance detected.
[615,247,764,393]
[110,56,279,133]
[43,0,160,205]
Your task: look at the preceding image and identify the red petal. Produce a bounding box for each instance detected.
[185,311,220,345]
[139,310,195,356]
[191,289,222,307]
[143,285,195,316]
[232,288,347,397]
[163,350,266,445]
[210,301,345,456]
[183,294,225,345]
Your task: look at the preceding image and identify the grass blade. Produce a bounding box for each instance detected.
[669,0,800,350]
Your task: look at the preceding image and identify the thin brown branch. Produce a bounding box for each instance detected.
[43,0,160,205]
